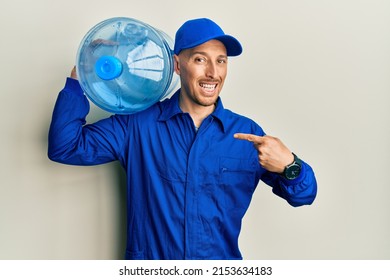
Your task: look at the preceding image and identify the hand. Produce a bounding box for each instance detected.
[70,66,78,80]
[234,133,294,173]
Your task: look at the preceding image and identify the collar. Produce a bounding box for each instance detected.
[158,89,228,133]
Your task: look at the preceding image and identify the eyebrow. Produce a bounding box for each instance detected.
[189,51,228,59]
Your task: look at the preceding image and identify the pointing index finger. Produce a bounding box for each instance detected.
[234,133,264,144]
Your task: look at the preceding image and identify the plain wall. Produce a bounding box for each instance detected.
[0,0,389,259]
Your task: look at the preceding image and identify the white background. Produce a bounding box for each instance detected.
[0,0,389,259]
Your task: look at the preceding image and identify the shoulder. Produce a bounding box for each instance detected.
[220,108,265,135]
[113,100,166,130]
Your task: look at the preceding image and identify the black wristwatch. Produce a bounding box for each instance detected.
[282,153,302,180]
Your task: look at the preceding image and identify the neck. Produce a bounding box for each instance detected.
[179,95,216,128]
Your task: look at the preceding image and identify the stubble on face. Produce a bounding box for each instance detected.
[174,40,228,111]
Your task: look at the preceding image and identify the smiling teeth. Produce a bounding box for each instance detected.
[200,83,216,90]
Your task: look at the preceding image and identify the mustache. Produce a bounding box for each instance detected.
[199,79,220,83]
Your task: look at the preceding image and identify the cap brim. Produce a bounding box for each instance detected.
[215,35,243,56]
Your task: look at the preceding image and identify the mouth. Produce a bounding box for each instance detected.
[199,82,218,94]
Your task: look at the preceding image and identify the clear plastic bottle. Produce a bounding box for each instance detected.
[76,17,179,114]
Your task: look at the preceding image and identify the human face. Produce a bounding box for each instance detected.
[174,40,228,109]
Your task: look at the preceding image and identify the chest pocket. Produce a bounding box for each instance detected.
[219,157,258,214]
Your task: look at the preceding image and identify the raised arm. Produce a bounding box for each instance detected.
[48,68,128,166]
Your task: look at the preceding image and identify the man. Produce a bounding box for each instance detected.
[48,18,317,260]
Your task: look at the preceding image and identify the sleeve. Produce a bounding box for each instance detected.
[260,160,317,207]
[48,78,129,166]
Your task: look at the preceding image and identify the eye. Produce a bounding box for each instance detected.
[194,55,206,63]
[217,57,227,64]
[194,56,206,63]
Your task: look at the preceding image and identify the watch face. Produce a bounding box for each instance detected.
[285,164,301,180]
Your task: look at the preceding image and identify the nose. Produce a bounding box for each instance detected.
[205,61,217,79]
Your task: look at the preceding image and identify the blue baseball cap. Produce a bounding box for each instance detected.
[174,18,242,56]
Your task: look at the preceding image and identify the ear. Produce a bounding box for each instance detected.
[173,54,180,75]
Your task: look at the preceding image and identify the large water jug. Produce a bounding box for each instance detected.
[76,17,179,114]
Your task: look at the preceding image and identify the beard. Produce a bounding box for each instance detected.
[194,95,219,107]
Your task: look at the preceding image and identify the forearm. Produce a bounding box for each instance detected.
[262,161,317,207]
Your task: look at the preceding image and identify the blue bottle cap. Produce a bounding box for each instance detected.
[95,56,123,80]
